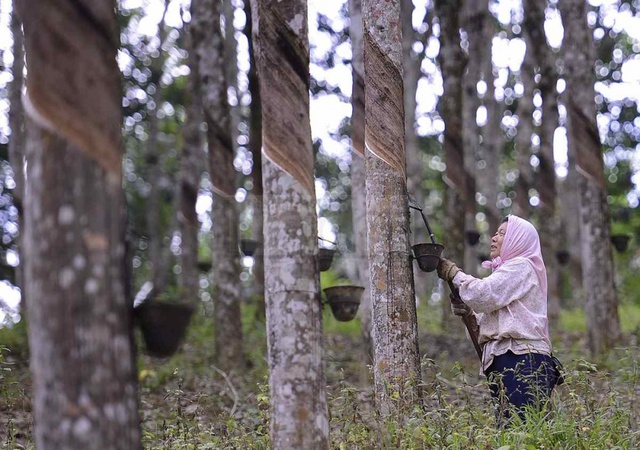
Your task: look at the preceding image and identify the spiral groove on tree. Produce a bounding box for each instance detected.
[17,0,123,174]
[251,3,314,194]
[363,32,406,175]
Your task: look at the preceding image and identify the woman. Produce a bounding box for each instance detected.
[437,214,561,425]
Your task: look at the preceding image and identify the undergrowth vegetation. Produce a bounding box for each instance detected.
[1,301,640,449]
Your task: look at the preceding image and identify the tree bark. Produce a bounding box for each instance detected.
[178,29,205,305]
[434,0,467,330]
[145,79,168,294]
[363,0,422,413]
[223,0,240,138]
[350,0,373,367]
[559,149,584,306]
[523,0,561,326]
[401,0,425,235]
[250,0,329,447]
[461,0,487,276]
[245,1,266,318]
[513,28,535,219]
[352,155,373,368]
[402,0,435,302]
[191,0,245,372]
[17,1,141,446]
[348,0,373,369]
[477,5,501,236]
[402,1,428,207]
[23,125,141,449]
[559,0,620,355]
[8,8,25,299]
[142,2,170,295]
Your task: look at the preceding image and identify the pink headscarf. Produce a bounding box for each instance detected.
[482,215,548,298]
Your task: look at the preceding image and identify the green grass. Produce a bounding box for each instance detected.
[3,300,640,448]
[132,347,640,449]
[560,303,640,333]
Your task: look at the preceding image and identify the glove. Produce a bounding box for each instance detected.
[437,258,460,282]
[449,294,472,317]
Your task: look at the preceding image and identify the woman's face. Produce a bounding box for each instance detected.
[490,222,508,259]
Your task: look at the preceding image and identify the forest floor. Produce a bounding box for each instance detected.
[1,312,639,448]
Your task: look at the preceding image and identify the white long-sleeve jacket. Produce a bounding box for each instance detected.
[452,256,552,374]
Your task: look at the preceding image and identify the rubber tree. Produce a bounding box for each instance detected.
[191,0,245,372]
[348,0,373,369]
[434,0,468,330]
[7,7,25,298]
[559,121,585,307]
[16,0,142,447]
[401,0,434,303]
[555,2,584,308]
[249,0,329,447]
[363,0,422,414]
[513,15,535,220]
[477,1,501,236]
[145,2,171,295]
[558,0,620,355]
[461,0,487,275]
[245,2,266,317]
[178,26,205,305]
[523,0,561,326]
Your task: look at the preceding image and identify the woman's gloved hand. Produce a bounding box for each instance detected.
[449,294,472,317]
[437,258,460,282]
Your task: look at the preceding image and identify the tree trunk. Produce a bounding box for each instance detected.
[559,151,584,306]
[145,84,168,294]
[17,1,141,445]
[139,3,170,295]
[363,0,422,414]
[402,0,424,212]
[477,7,501,236]
[250,0,329,447]
[245,2,266,318]
[559,0,620,355]
[8,8,25,299]
[462,0,487,276]
[481,92,503,235]
[523,0,560,326]
[178,30,205,305]
[434,0,467,329]
[348,0,373,369]
[223,0,240,137]
[402,0,434,302]
[512,32,535,219]
[23,125,141,449]
[351,155,373,368]
[191,0,244,372]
